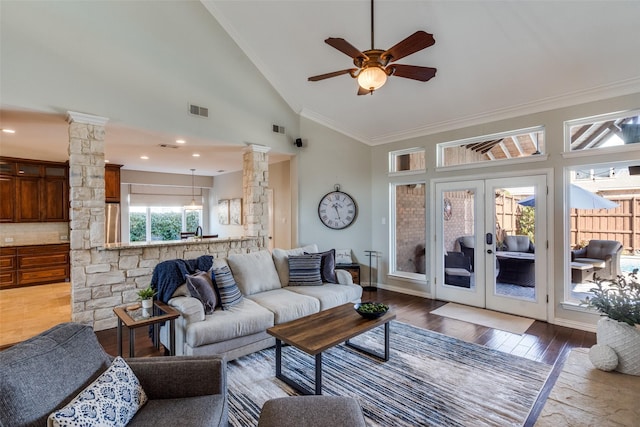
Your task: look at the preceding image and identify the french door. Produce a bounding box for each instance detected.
[434,174,548,320]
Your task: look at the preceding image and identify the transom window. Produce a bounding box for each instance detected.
[389,148,425,174]
[437,126,545,168]
[566,109,640,153]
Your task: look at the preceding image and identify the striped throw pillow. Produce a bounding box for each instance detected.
[288,254,323,286]
[212,265,243,309]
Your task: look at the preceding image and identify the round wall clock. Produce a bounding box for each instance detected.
[318,187,358,230]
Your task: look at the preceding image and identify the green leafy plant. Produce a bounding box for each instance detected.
[582,269,640,326]
[137,286,156,300]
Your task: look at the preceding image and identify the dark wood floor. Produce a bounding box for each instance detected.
[96,288,596,366]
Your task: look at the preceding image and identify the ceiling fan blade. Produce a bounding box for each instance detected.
[383,31,435,63]
[390,64,437,82]
[357,86,371,96]
[325,38,368,60]
[308,69,357,82]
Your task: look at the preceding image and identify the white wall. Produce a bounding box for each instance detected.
[210,170,243,238]
[298,118,373,282]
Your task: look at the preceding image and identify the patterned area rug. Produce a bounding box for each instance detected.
[227,321,551,426]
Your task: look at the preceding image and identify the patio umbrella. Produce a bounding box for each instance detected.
[518,184,619,209]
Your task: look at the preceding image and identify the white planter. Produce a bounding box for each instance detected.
[141,298,153,318]
[596,317,640,376]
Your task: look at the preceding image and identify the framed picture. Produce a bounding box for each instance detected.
[230,198,242,225]
[218,199,229,225]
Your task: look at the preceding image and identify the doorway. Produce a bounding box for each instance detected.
[434,174,549,320]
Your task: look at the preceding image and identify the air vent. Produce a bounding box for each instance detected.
[272,124,285,134]
[189,104,209,118]
[158,144,180,149]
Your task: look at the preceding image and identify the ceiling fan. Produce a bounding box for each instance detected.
[308,0,437,95]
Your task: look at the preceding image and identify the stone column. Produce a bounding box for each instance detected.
[67,111,109,324]
[243,144,271,248]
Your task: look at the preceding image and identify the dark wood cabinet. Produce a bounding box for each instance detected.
[105,164,122,203]
[0,157,69,222]
[1,244,70,289]
[16,176,42,222]
[0,175,15,222]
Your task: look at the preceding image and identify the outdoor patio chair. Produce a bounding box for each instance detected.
[571,239,623,280]
[456,236,475,271]
[445,251,472,288]
[504,235,535,253]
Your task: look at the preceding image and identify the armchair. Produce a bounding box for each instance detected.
[456,236,475,271]
[503,235,535,253]
[571,239,623,280]
[0,322,228,427]
[445,251,472,288]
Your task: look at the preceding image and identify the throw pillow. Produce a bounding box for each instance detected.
[335,248,353,265]
[304,249,337,283]
[288,254,323,286]
[48,356,147,427]
[185,270,218,314]
[212,265,243,309]
[272,244,319,286]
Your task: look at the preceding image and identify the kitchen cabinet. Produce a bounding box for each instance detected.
[105,164,122,203]
[0,157,69,222]
[1,244,70,289]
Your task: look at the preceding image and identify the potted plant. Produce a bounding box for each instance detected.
[137,286,156,317]
[582,270,640,375]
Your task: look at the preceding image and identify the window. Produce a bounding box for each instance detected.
[390,182,426,279]
[437,126,545,168]
[128,206,202,242]
[389,148,425,173]
[566,109,640,153]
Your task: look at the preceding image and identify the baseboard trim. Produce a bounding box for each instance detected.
[373,283,432,299]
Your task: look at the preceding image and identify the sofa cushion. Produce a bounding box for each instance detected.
[272,244,319,286]
[0,323,113,427]
[185,299,274,348]
[186,271,218,314]
[248,289,320,324]
[288,254,323,286]
[212,265,243,309]
[227,251,281,296]
[286,284,362,310]
[48,356,147,427]
[585,240,622,259]
[305,249,337,284]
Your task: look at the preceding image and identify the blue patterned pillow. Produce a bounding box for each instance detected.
[48,356,147,427]
[212,265,243,309]
[288,254,323,286]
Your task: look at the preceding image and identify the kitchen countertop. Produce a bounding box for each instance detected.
[0,242,70,248]
[101,236,255,250]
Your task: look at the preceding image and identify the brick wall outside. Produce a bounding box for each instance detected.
[396,184,425,273]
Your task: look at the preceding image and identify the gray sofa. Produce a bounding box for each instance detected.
[0,322,227,427]
[160,245,363,360]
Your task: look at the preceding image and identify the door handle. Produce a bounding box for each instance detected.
[487,249,493,254]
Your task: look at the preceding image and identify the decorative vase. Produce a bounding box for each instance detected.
[141,298,153,318]
[595,317,640,376]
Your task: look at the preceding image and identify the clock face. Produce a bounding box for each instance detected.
[318,191,358,230]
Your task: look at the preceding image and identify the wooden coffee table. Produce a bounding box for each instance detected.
[266,302,395,395]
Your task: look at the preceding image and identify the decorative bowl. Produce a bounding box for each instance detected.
[354,302,389,319]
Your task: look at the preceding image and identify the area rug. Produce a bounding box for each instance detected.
[227,321,551,426]
[430,303,534,334]
[535,348,640,426]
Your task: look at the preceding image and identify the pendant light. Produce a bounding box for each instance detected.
[184,169,203,210]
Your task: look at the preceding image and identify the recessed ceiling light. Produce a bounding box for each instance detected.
[140,155,149,160]
[105,159,110,163]
[217,170,225,173]
[1,129,16,134]
[176,139,186,144]
[192,153,200,157]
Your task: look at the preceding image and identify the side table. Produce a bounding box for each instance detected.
[113,300,180,357]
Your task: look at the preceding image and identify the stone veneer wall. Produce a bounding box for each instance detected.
[67,113,265,331]
[243,145,271,248]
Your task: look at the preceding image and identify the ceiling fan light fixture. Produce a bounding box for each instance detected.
[357,65,387,91]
